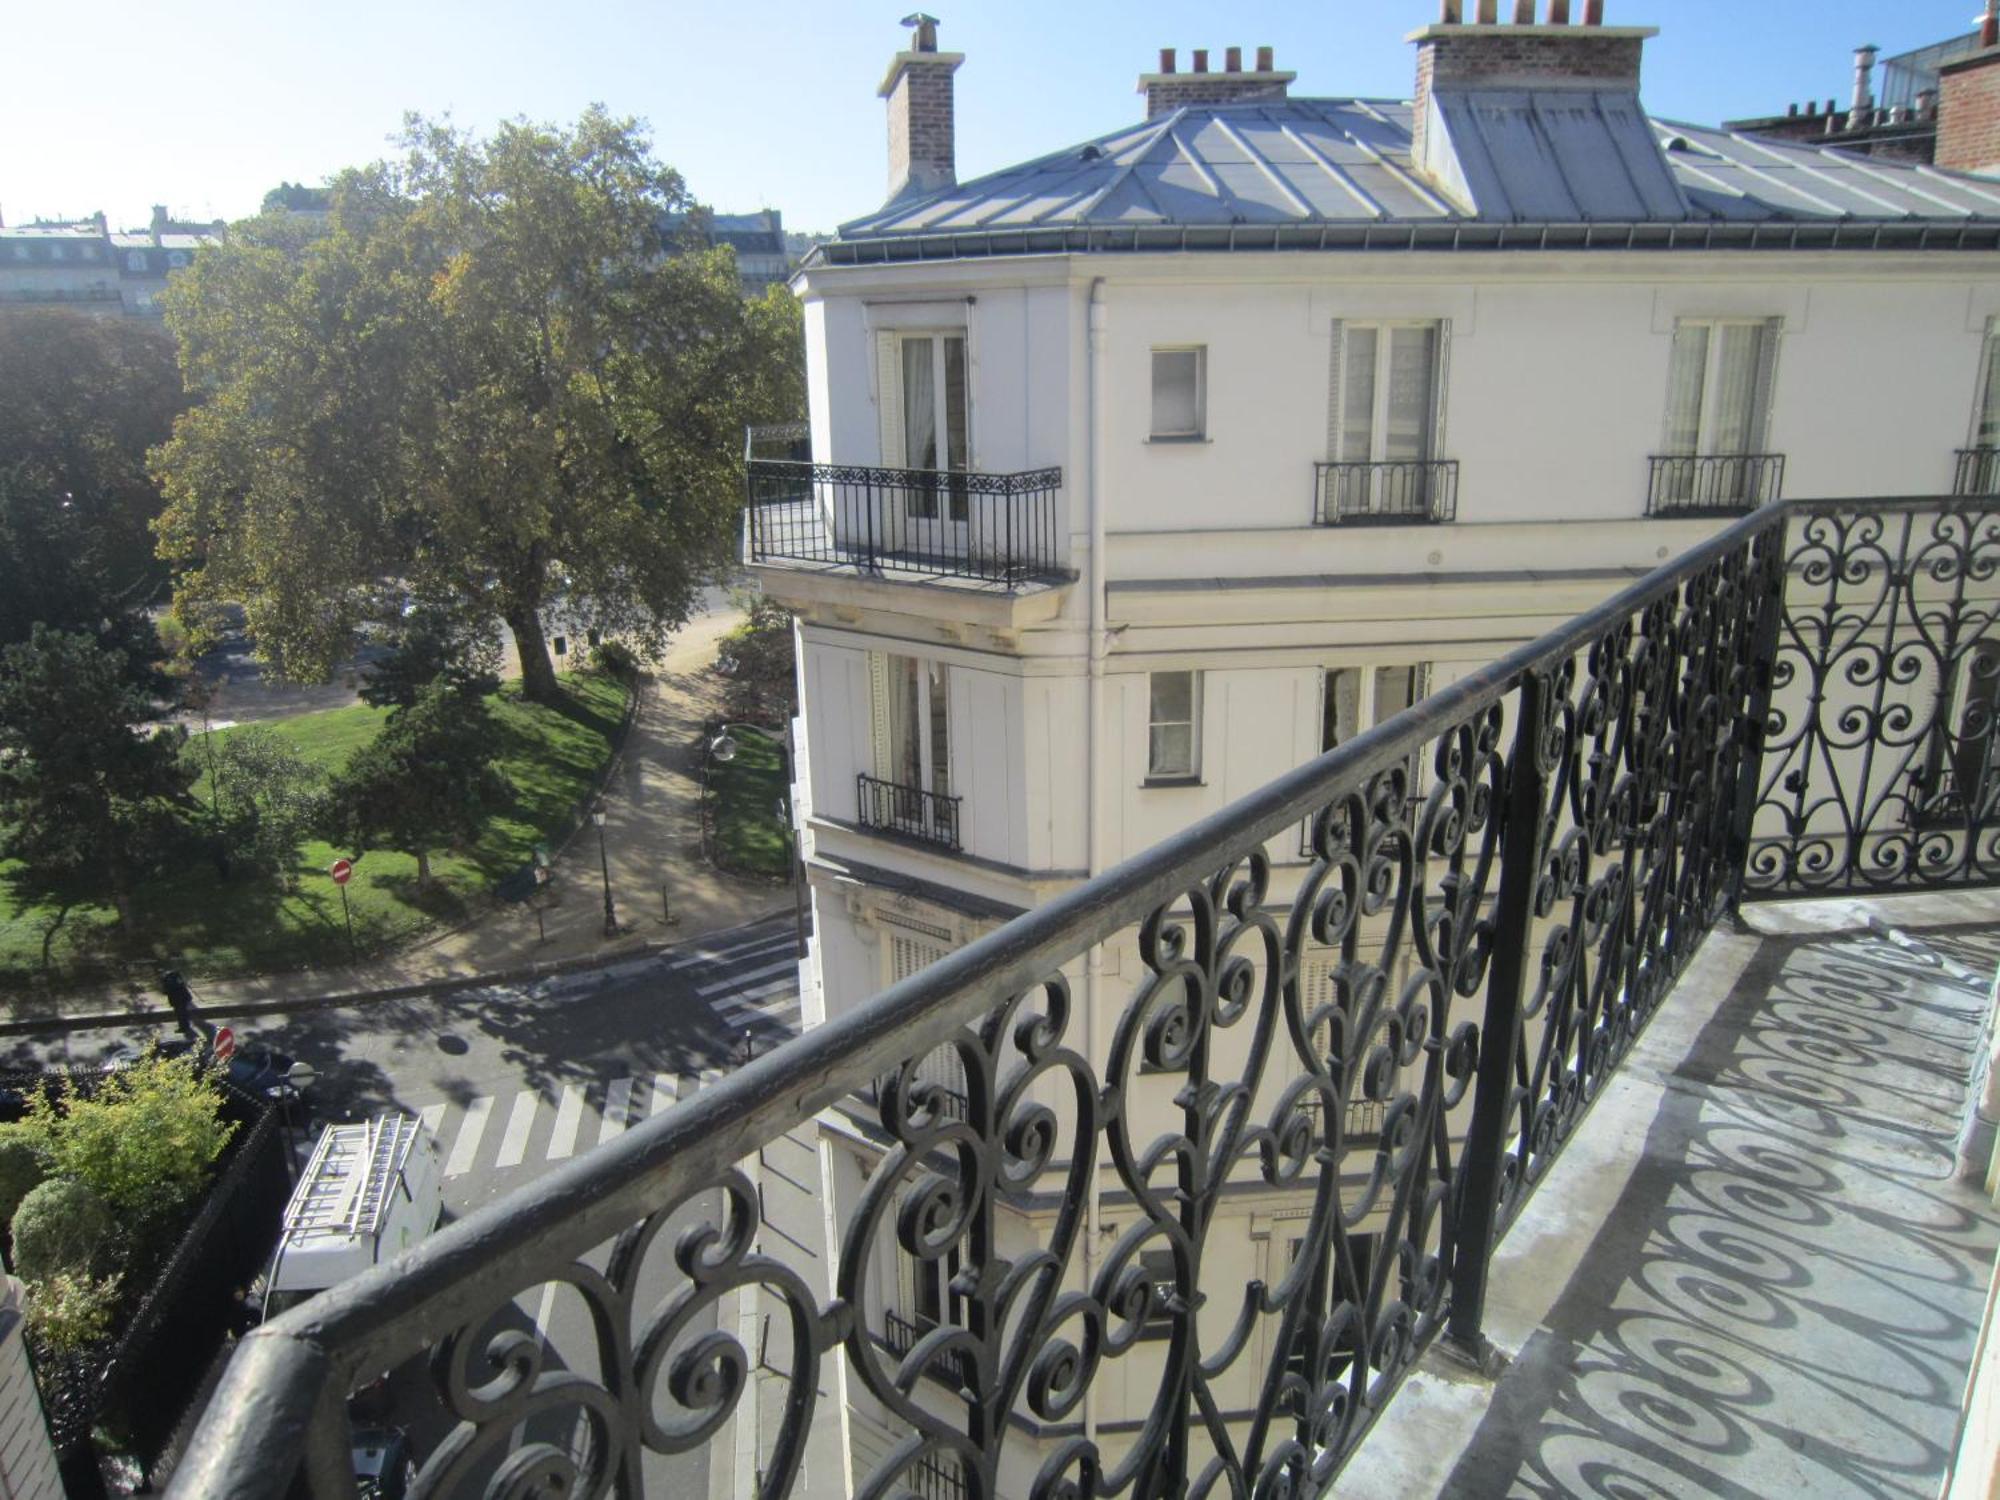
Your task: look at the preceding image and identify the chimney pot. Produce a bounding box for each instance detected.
[1225,45,1241,71]
[1548,0,1571,21]
[1917,87,1938,121]
[1193,48,1208,73]
[1476,0,1498,22]
[902,11,939,52]
[1805,99,1819,116]
[1440,0,1462,20]
[1512,0,1535,22]
[1160,46,1176,73]
[1787,102,1799,117]
[1582,0,1603,23]
[1985,0,1999,50]
[1827,97,1838,114]
[1256,45,1274,71]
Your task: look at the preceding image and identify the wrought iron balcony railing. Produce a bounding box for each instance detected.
[177,496,2000,1500]
[745,458,1065,586]
[1954,446,2000,497]
[1645,452,1786,515]
[1313,458,1459,525]
[856,772,962,850]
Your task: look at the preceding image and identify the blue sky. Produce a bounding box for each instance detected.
[3,1,1983,235]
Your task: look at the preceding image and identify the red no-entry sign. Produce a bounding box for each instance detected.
[330,858,353,885]
[212,1027,237,1065]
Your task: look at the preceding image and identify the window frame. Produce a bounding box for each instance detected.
[1330,319,1444,467]
[1145,669,1203,784]
[1661,316,1778,458]
[1149,346,1207,441]
[1970,318,2000,452]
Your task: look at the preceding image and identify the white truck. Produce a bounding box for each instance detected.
[262,1114,443,1319]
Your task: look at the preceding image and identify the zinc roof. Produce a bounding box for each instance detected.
[832,94,2000,257]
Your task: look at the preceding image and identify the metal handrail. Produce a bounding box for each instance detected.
[172,495,2000,1499]
[1313,458,1459,524]
[1646,452,1786,515]
[744,458,1066,586]
[1954,446,2000,497]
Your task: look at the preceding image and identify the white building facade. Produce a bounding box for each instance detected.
[749,8,2000,1488]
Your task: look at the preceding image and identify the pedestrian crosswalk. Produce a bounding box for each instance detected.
[414,1066,733,1183]
[662,921,803,1039]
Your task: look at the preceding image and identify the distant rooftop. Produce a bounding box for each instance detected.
[828,94,2000,263]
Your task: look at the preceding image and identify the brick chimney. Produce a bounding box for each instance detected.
[1938,1,2000,176]
[1138,44,1295,119]
[149,204,168,247]
[1409,0,1656,185]
[879,12,963,203]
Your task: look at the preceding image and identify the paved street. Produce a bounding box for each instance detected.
[0,914,803,1494]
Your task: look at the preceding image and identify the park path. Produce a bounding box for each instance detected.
[10,599,789,1026]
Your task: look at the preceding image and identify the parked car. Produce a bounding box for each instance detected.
[351,1427,416,1500]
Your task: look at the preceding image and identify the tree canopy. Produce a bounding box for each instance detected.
[154,108,806,703]
[0,309,185,600]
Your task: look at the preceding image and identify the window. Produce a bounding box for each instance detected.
[1653,318,1782,509]
[1961,322,2000,496]
[877,330,971,531]
[1320,663,1430,753]
[1325,321,1449,520]
[1147,671,1201,780]
[127,250,147,272]
[1150,347,1205,439]
[865,654,957,846]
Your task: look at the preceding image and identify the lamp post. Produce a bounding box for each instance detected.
[709,723,808,956]
[279,1060,318,1180]
[592,805,618,937]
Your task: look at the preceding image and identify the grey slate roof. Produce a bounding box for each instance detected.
[828,95,2000,262]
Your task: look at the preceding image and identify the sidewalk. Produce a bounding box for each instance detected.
[3,606,789,1034]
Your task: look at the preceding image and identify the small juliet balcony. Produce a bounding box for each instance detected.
[855,772,961,852]
[743,427,1069,628]
[1646,451,1786,516]
[1313,458,1459,525]
[1955,446,2000,497]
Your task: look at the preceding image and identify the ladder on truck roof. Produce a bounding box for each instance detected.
[284,1115,417,1246]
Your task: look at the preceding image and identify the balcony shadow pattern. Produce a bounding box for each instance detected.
[1441,927,2000,1500]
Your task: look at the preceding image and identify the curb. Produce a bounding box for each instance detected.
[0,937,678,1038]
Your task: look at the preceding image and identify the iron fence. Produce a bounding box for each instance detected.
[1645,452,1786,515]
[173,497,1999,1500]
[1312,459,1459,525]
[1954,446,2000,497]
[746,459,1065,585]
[856,772,962,851]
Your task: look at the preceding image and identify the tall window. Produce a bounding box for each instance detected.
[1320,664,1430,753]
[1326,321,1447,520]
[898,333,969,521]
[1148,671,1202,780]
[1151,348,1206,439]
[1962,322,2000,497]
[877,655,950,796]
[1662,319,1778,459]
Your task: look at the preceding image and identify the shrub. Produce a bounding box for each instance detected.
[26,1051,237,1230]
[719,590,795,723]
[0,1127,51,1230]
[23,1269,120,1353]
[591,637,638,678]
[11,1179,115,1279]
[202,726,328,884]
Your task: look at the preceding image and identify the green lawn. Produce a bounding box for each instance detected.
[709,730,793,879]
[0,672,631,987]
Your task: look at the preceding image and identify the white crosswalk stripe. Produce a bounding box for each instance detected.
[651,1072,677,1115]
[598,1078,634,1145]
[443,1095,494,1178]
[495,1090,539,1169]
[547,1084,587,1160]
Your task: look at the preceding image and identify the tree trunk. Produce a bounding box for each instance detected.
[415,848,432,887]
[504,605,561,705]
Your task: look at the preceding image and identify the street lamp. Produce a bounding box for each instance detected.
[592,804,618,937]
[279,1061,318,1180]
[709,724,808,957]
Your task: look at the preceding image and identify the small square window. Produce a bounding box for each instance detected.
[1151,347,1205,439]
[1148,670,1201,779]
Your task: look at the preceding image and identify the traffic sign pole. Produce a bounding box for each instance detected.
[330,859,357,964]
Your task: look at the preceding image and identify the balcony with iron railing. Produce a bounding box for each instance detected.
[1312,458,1459,525]
[175,496,2000,1500]
[1956,446,2000,497]
[1645,451,1786,515]
[855,773,962,852]
[743,427,1067,603]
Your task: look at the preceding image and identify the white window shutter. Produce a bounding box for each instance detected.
[876,330,905,469]
[1752,318,1783,454]
[1325,320,1346,462]
[868,651,893,781]
[1432,320,1452,457]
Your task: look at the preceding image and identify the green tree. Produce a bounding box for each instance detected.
[0,625,193,925]
[0,309,185,599]
[719,589,796,724]
[0,1128,51,1231]
[322,683,510,885]
[154,109,806,705]
[205,726,327,885]
[23,1051,236,1231]
[359,603,501,711]
[260,180,331,213]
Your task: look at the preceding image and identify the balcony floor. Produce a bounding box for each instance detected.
[1347,895,2000,1499]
